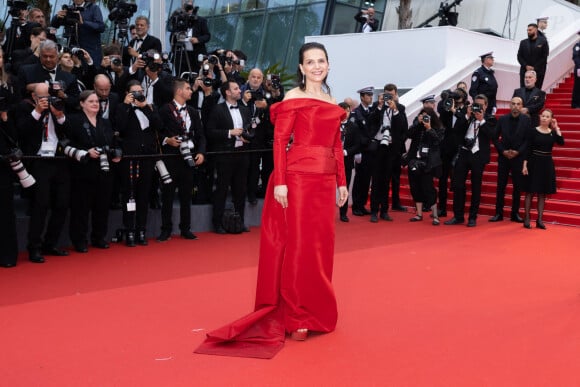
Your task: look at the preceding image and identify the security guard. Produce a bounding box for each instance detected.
[469,52,498,115]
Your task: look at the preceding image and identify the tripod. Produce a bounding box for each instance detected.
[170,31,198,78]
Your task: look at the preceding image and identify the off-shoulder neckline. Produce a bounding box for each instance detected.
[280,97,337,106]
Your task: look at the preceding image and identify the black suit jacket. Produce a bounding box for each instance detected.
[128,70,174,107]
[123,35,163,66]
[14,100,67,156]
[457,114,497,164]
[493,113,531,156]
[512,87,545,127]
[17,63,80,111]
[159,102,206,156]
[116,103,162,155]
[63,112,115,179]
[368,102,408,153]
[438,105,470,156]
[517,35,549,75]
[206,102,252,153]
[98,92,121,127]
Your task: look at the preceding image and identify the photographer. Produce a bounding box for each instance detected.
[51,0,106,67]
[406,108,444,225]
[99,44,130,95]
[168,1,211,75]
[17,40,80,112]
[158,78,206,241]
[367,83,408,223]
[1,6,30,60]
[240,68,283,205]
[59,47,97,91]
[207,80,251,234]
[445,94,497,227]
[128,49,173,106]
[123,16,162,67]
[10,26,47,75]
[437,87,469,217]
[354,7,379,33]
[63,90,120,253]
[223,49,247,86]
[15,82,70,263]
[115,80,162,246]
[0,52,19,267]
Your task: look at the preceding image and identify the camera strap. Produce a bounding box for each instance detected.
[128,160,140,200]
[170,102,189,134]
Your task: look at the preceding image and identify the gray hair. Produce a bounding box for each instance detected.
[39,40,58,53]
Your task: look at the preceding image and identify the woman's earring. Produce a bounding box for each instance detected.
[302,73,305,85]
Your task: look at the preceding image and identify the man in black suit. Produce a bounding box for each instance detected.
[445,94,497,227]
[489,97,531,223]
[17,40,80,112]
[128,49,173,107]
[123,16,163,67]
[354,8,379,33]
[207,80,252,234]
[116,80,163,246]
[158,78,206,241]
[367,83,408,223]
[437,88,469,217]
[350,86,377,216]
[512,70,545,128]
[16,82,71,262]
[99,44,131,96]
[517,23,549,89]
[338,102,361,222]
[168,0,211,75]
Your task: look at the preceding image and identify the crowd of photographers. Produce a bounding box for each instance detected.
[0,1,287,268]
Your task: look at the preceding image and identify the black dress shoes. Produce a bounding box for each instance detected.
[74,244,89,253]
[392,204,407,212]
[467,218,477,227]
[214,226,227,234]
[380,213,393,221]
[353,207,371,216]
[510,214,524,223]
[488,214,503,222]
[340,215,349,222]
[536,220,547,230]
[156,230,171,242]
[1,262,16,268]
[180,230,198,240]
[91,240,110,249]
[42,247,69,256]
[137,231,148,245]
[126,231,137,247]
[28,250,45,263]
[444,217,464,225]
[370,214,379,223]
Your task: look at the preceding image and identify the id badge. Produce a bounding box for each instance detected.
[421,147,429,154]
[40,142,56,157]
[127,199,136,212]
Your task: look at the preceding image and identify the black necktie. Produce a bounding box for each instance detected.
[45,68,56,74]
[179,107,187,112]
[230,105,239,109]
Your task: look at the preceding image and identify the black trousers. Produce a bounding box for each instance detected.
[370,146,395,215]
[452,148,486,221]
[494,155,523,216]
[409,168,437,208]
[212,152,249,228]
[0,166,18,266]
[121,159,154,231]
[26,159,70,250]
[391,153,402,207]
[70,170,114,245]
[573,67,580,108]
[161,158,194,233]
[339,155,355,217]
[438,151,456,212]
[351,149,372,212]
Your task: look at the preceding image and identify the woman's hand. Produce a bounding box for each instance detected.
[337,186,348,207]
[274,185,288,208]
[522,164,528,176]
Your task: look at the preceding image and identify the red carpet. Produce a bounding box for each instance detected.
[1,212,580,386]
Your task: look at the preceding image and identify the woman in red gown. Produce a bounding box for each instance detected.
[196,42,349,358]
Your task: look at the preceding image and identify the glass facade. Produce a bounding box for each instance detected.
[0,0,384,74]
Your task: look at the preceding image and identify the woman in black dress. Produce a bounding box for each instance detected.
[522,109,564,229]
[406,107,444,225]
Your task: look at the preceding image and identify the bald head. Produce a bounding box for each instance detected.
[510,96,523,117]
[94,74,112,99]
[248,68,264,89]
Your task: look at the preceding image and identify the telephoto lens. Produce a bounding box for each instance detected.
[10,160,36,188]
[155,160,173,184]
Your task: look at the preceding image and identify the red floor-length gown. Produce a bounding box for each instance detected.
[195,98,347,358]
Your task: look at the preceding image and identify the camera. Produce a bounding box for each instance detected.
[170,6,200,33]
[422,114,431,124]
[463,137,476,149]
[383,93,393,103]
[107,0,137,22]
[139,51,161,72]
[61,4,83,26]
[7,0,28,18]
[249,90,265,102]
[408,158,427,173]
[380,126,391,146]
[155,160,172,184]
[199,63,215,87]
[241,122,256,142]
[111,57,122,66]
[268,74,282,90]
[472,103,483,114]
[131,91,146,103]
[60,139,89,163]
[2,148,36,188]
[178,135,195,167]
[95,145,122,172]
